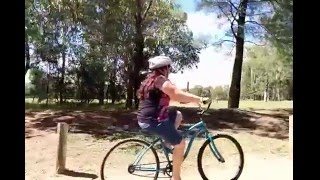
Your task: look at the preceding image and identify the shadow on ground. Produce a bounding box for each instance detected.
[25,107,292,141]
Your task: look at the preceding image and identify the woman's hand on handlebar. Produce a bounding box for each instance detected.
[201,97,210,104]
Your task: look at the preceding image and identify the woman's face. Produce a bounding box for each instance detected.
[164,65,171,78]
[154,65,171,78]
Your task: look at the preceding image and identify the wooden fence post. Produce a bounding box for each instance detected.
[289,115,293,159]
[56,122,68,174]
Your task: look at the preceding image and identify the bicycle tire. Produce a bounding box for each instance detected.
[100,138,160,180]
[197,134,244,180]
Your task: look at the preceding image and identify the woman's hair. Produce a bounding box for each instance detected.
[137,65,169,100]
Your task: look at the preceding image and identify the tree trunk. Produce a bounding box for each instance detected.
[187,81,190,92]
[46,94,49,105]
[46,64,50,106]
[263,79,269,102]
[132,0,145,109]
[126,76,134,109]
[124,53,133,109]
[109,80,116,104]
[250,68,254,100]
[263,91,267,102]
[98,82,104,105]
[277,88,280,101]
[111,59,118,104]
[103,84,107,103]
[25,35,31,76]
[105,84,109,103]
[59,51,66,104]
[228,0,249,108]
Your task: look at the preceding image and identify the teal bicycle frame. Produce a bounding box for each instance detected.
[131,118,225,173]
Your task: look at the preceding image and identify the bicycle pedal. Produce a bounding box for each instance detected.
[162,169,166,175]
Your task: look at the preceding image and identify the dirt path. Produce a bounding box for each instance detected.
[26,132,292,180]
[25,108,292,179]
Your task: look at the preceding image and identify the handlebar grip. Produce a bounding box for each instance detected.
[202,100,210,104]
[201,97,212,105]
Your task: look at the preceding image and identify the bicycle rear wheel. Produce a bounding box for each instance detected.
[100,139,160,180]
[197,134,244,180]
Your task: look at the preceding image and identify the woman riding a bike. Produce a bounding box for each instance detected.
[137,55,207,180]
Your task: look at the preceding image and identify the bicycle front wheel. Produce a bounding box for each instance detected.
[197,134,244,180]
[100,139,160,180]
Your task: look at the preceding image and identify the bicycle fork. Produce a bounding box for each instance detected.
[207,134,225,163]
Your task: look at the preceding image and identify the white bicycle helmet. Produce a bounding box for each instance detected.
[148,56,172,70]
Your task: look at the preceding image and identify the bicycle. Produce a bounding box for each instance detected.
[100,98,244,180]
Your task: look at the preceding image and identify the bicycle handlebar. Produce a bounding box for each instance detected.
[180,88,213,116]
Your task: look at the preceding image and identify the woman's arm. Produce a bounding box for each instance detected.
[154,76,201,104]
[162,81,201,103]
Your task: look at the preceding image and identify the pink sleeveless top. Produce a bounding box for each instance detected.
[137,75,171,123]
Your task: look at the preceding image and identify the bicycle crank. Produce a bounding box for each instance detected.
[163,161,173,177]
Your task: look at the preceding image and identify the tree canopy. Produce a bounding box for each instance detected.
[25,0,204,108]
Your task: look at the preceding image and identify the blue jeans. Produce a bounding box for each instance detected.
[139,109,183,146]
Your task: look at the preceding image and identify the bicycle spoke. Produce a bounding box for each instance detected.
[198,134,244,180]
[100,139,160,180]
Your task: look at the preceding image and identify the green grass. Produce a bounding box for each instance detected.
[211,100,293,110]
[25,102,126,111]
[25,98,292,111]
[25,98,126,111]
[24,98,125,104]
